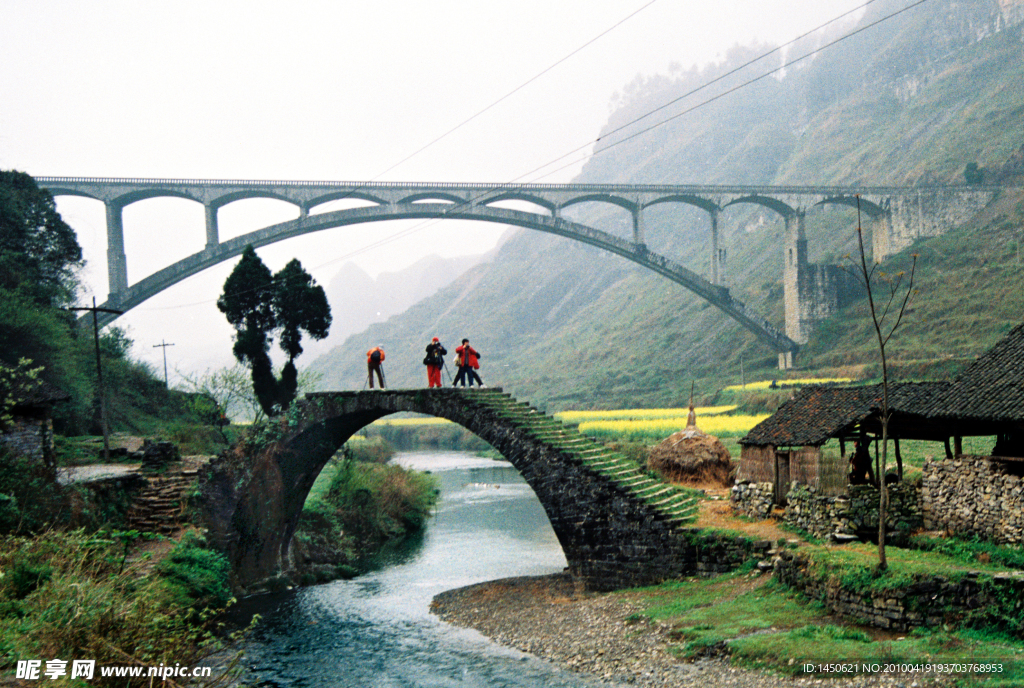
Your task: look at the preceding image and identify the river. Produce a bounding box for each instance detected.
[234,451,618,688]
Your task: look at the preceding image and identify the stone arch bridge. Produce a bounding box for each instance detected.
[197,388,766,592]
[39,177,997,366]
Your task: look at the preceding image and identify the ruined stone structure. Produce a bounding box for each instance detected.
[39,178,997,367]
[196,389,775,593]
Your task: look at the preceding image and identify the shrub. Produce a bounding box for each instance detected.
[0,530,237,685]
[0,446,67,533]
[325,462,439,545]
[155,531,233,613]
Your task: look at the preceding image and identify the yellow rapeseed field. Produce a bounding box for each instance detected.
[578,413,770,441]
[367,406,767,443]
[554,406,737,424]
[722,377,853,392]
[372,417,454,426]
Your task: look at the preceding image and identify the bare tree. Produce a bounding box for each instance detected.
[850,195,917,571]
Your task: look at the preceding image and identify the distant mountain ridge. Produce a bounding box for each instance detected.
[301,251,496,361]
[307,0,1024,408]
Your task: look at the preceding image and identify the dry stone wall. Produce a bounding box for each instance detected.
[730,481,774,519]
[732,480,922,542]
[922,456,1024,543]
[784,483,923,542]
[774,549,1024,633]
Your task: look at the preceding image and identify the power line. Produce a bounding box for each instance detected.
[517,0,933,184]
[133,0,932,313]
[369,0,662,182]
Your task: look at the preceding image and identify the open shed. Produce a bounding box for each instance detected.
[737,382,949,501]
[922,321,1024,458]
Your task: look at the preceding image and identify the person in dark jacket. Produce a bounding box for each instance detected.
[423,337,447,388]
[452,338,485,388]
[366,345,385,389]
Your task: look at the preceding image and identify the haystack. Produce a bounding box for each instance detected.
[648,412,732,487]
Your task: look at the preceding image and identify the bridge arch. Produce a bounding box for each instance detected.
[89,201,796,353]
[723,194,798,218]
[559,192,638,214]
[195,389,758,593]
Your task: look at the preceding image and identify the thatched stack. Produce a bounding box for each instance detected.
[648,426,732,487]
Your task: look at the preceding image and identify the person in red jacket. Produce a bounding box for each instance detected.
[366,345,385,389]
[423,337,446,388]
[452,338,485,388]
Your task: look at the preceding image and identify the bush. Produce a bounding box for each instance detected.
[0,530,237,686]
[325,462,439,546]
[155,531,233,613]
[346,436,395,463]
[0,446,67,533]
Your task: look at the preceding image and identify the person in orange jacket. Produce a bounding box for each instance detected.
[423,337,447,388]
[366,345,386,389]
[452,338,485,388]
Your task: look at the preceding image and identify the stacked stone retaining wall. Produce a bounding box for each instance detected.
[922,456,1024,543]
[784,483,923,541]
[730,481,774,519]
[732,480,923,542]
[774,550,1024,633]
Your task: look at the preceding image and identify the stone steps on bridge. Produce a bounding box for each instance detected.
[468,390,701,526]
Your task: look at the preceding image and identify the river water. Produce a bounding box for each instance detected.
[235,451,617,688]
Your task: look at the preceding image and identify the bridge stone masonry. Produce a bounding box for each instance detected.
[195,388,770,594]
[39,177,998,368]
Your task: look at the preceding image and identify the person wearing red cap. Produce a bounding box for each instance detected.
[423,337,447,388]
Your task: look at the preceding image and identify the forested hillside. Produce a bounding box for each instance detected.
[309,0,1024,409]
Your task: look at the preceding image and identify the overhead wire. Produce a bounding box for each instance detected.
[303,0,927,270]
[137,0,930,312]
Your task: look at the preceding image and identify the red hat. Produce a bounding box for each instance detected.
[432,337,439,341]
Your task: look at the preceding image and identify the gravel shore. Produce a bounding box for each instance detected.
[430,573,955,688]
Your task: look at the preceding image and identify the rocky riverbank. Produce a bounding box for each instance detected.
[430,573,956,688]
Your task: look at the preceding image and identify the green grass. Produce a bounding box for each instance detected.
[627,568,1024,682]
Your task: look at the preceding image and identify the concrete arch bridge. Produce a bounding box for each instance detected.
[38,177,997,366]
[196,388,767,593]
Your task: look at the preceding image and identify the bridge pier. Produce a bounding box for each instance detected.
[631,205,646,246]
[104,201,129,301]
[783,211,808,345]
[709,209,726,286]
[204,204,219,249]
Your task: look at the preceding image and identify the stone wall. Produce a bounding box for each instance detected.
[730,480,774,519]
[774,550,1024,633]
[784,483,923,542]
[0,415,57,478]
[732,480,923,543]
[922,456,1024,543]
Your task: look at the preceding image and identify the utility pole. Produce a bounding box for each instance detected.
[68,297,123,462]
[153,340,175,388]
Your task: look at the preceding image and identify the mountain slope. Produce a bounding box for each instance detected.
[308,0,1024,409]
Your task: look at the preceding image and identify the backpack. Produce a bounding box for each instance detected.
[370,350,382,363]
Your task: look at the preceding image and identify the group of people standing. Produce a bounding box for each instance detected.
[364,338,485,389]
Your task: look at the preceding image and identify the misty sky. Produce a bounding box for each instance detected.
[1,0,866,381]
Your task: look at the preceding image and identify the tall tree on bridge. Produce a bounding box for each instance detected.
[217,245,331,416]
